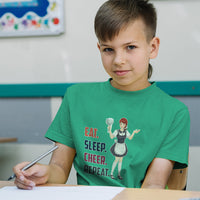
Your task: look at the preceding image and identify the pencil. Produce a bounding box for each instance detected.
[7,145,58,181]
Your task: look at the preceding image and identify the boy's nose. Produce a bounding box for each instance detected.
[113,51,126,66]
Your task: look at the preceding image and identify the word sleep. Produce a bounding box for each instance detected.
[85,140,106,152]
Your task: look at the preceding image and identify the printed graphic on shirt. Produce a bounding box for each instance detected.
[106,117,140,180]
[82,118,140,180]
[83,127,109,177]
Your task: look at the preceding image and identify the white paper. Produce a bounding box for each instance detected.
[179,199,200,200]
[0,186,124,200]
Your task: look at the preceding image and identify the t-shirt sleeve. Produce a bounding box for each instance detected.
[45,89,75,149]
[156,107,190,169]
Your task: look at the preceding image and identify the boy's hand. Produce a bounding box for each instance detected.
[13,162,49,190]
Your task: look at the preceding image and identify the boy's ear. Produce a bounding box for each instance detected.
[97,42,101,50]
[149,37,160,59]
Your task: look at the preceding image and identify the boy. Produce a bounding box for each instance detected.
[14,0,190,189]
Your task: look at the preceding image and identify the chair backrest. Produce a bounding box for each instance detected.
[167,167,188,190]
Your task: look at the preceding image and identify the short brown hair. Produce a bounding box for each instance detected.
[94,0,157,42]
[94,0,157,79]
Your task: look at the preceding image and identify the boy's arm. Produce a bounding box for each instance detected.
[141,158,174,189]
[14,142,75,189]
[48,142,76,183]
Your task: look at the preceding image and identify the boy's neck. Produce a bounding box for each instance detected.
[110,79,151,92]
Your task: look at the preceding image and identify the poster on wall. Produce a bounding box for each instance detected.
[0,0,64,37]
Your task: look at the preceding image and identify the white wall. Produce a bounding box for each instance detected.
[0,0,107,84]
[151,0,200,81]
[188,147,200,191]
[0,0,199,83]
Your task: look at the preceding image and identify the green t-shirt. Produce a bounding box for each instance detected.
[45,80,190,188]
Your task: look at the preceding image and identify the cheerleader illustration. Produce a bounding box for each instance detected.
[106,117,140,180]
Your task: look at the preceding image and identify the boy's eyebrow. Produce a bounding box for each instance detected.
[99,41,137,47]
[99,43,109,47]
[123,41,137,45]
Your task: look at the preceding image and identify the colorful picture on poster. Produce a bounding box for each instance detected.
[0,0,64,37]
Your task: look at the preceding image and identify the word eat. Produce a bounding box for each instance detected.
[85,127,99,138]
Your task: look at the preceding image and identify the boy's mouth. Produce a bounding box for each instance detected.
[114,70,130,76]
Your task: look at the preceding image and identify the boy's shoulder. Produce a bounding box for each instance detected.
[68,81,104,90]
[65,81,106,95]
[154,83,188,110]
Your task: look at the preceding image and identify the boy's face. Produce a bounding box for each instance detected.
[97,18,160,91]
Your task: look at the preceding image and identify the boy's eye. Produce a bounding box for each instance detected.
[103,48,113,52]
[127,45,136,50]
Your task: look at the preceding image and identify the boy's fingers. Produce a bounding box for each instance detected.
[13,163,48,189]
[13,161,37,190]
[13,162,30,174]
[22,163,46,177]
[14,177,35,190]
[13,161,30,179]
[21,166,36,177]
[14,173,36,190]
[14,162,41,178]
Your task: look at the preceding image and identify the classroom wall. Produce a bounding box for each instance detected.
[0,0,200,83]
[151,0,200,81]
[0,0,200,191]
[0,0,107,84]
